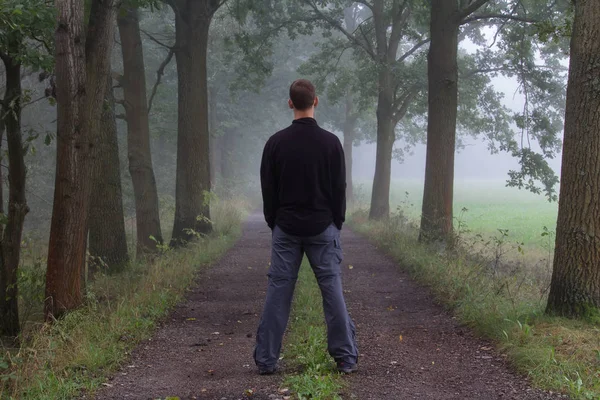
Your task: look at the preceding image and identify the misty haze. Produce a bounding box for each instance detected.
[1,1,598,399]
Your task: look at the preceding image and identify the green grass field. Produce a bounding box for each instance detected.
[355,179,559,250]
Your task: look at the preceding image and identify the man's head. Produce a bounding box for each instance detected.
[288,79,318,112]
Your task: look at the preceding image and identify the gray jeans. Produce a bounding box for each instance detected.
[254,224,358,369]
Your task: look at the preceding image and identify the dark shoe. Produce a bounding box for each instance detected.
[258,365,277,375]
[336,361,358,374]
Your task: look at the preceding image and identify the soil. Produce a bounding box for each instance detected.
[92,214,568,400]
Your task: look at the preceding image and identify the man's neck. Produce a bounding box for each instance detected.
[293,109,315,120]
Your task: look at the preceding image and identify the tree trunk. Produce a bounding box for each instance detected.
[369,68,395,220]
[343,94,356,202]
[117,6,163,254]
[45,0,116,320]
[0,54,28,337]
[0,104,6,336]
[208,85,221,185]
[89,77,129,274]
[546,0,600,317]
[170,1,216,245]
[219,129,235,199]
[419,1,460,245]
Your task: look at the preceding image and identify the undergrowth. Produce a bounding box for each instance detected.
[349,208,600,400]
[0,199,248,400]
[282,260,345,400]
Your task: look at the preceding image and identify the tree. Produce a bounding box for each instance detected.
[88,76,129,273]
[419,0,480,243]
[45,0,117,320]
[546,0,600,318]
[167,0,226,245]
[0,0,53,336]
[235,0,429,219]
[117,5,164,254]
[419,0,570,244]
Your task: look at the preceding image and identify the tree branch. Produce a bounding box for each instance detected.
[392,87,419,124]
[147,49,175,115]
[457,0,490,20]
[141,29,174,49]
[396,38,430,64]
[388,0,411,60]
[303,0,377,60]
[461,13,537,25]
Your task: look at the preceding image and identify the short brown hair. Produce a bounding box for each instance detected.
[289,79,316,110]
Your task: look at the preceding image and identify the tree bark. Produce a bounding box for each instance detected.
[219,129,235,199]
[170,0,220,245]
[419,0,460,244]
[369,67,395,220]
[208,85,221,185]
[343,94,356,202]
[546,0,600,317]
[89,77,129,274]
[45,0,117,320]
[0,52,28,337]
[117,6,163,254]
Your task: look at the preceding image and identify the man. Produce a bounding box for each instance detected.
[254,79,358,375]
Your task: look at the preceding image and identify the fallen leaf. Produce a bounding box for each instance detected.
[399,335,403,342]
[186,318,196,321]
[244,388,255,397]
[207,369,214,375]
[348,265,354,270]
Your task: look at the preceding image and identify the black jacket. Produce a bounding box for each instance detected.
[260,117,346,237]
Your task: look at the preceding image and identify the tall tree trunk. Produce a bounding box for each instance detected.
[0,53,28,337]
[343,94,356,202]
[369,68,395,220]
[0,105,6,335]
[208,85,221,185]
[117,7,163,254]
[89,77,129,273]
[170,1,219,245]
[45,0,116,320]
[219,129,235,199]
[546,0,600,317]
[419,0,460,244]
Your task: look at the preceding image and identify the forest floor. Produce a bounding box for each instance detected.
[91,214,567,400]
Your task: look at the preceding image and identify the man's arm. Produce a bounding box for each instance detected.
[332,138,347,230]
[260,140,277,229]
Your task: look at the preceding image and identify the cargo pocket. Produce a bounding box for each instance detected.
[333,237,343,263]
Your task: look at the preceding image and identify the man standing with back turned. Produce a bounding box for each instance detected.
[254,79,358,375]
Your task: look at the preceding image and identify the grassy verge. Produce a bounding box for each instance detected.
[0,199,248,400]
[281,260,345,400]
[349,210,599,400]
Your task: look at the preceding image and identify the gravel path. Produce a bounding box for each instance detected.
[93,215,566,400]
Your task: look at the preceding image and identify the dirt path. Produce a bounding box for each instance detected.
[94,215,566,400]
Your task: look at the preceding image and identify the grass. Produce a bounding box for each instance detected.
[0,199,249,400]
[281,260,345,400]
[354,179,559,251]
[349,210,600,400]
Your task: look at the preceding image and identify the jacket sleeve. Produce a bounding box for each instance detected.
[332,138,347,230]
[260,140,277,229]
